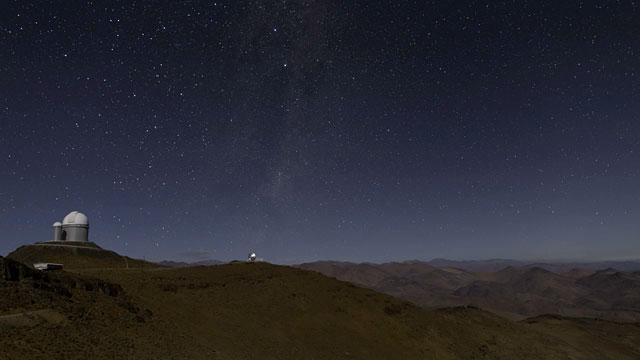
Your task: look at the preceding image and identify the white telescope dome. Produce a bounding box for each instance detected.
[52,222,62,227]
[62,211,89,226]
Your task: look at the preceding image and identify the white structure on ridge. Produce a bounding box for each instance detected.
[52,211,90,242]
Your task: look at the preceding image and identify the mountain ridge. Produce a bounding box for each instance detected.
[298,260,640,322]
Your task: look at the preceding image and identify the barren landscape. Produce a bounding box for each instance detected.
[2,246,640,359]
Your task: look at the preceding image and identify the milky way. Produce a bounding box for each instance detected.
[1,1,638,263]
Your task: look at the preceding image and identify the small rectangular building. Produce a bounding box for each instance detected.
[33,263,63,271]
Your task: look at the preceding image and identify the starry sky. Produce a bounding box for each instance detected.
[1,1,638,264]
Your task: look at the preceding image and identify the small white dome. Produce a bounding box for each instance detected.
[52,222,62,227]
[62,211,89,226]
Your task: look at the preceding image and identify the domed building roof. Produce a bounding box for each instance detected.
[52,222,62,227]
[62,211,89,226]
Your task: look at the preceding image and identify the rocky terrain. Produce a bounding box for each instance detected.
[0,256,199,359]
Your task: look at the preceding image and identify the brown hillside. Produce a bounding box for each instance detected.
[0,256,208,360]
[77,262,640,359]
[4,254,640,359]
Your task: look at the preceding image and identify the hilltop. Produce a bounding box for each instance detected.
[7,242,157,270]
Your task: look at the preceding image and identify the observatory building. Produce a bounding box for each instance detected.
[52,211,90,242]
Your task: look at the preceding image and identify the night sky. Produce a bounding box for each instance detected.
[1,1,638,264]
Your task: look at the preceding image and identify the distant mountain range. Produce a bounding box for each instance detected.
[297,259,640,322]
[156,259,225,267]
[422,258,640,273]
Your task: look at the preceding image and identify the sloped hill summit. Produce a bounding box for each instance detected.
[8,241,156,270]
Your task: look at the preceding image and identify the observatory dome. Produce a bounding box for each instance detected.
[62,211,89,226]
[52,222,62,227]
